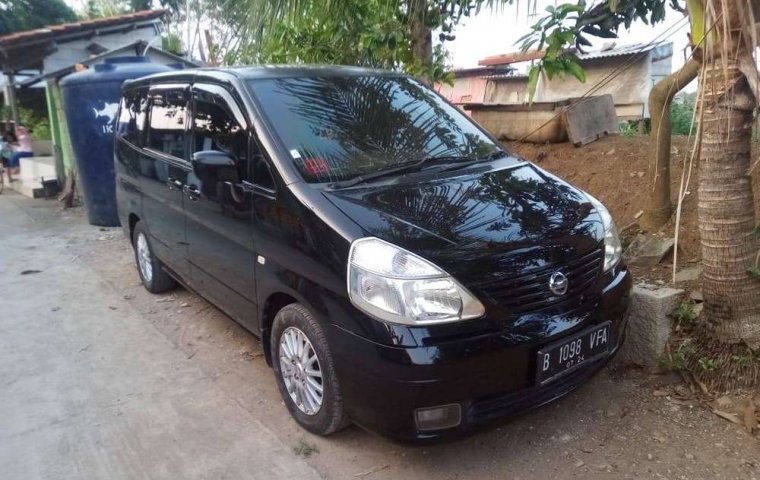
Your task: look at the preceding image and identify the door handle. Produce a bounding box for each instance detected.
[184,184,200,201]
[166,176,183,190]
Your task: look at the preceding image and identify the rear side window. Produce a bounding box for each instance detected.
[116,88,148,146]
[147,88,187,158]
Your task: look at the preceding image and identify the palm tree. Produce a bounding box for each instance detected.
[525,0,760,350]
[693,0,760,345]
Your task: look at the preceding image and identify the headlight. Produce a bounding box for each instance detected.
[587,194,622,271]
[347,237,485,325]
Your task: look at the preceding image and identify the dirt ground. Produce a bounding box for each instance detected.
[507,134,760,284]
[61,206,758,479]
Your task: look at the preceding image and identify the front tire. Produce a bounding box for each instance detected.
[132,221,176,293]
[272,303,349,435]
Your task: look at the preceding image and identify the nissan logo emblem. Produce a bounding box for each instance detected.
[548,272,569,296]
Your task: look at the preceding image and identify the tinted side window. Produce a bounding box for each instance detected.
[147,88,187,158]
[192,91,248,178]
[116,88,147,146]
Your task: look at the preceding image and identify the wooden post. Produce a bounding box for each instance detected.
[6,73,20,126]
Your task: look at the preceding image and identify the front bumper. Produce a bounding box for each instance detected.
[327,266,632,443]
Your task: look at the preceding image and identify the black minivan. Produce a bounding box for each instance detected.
[115,66,632,442]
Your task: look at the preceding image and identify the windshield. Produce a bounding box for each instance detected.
[250,75,503,184]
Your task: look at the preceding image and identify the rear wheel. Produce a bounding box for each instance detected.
[132,221,176,293]
[272,303,349,435]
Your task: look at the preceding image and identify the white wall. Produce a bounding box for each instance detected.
[43,25,159,73]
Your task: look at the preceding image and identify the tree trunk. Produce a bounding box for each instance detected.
[698,4,760,346]
[409,0,433,84]
[641,58,701,230]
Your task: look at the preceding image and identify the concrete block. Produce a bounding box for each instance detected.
[10,156,57,199]
[619,284,684,367]
[561,94,618,146]
[623,234,675,266]
[674,264,702,283]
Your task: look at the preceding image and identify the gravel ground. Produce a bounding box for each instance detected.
[60,204,760,479]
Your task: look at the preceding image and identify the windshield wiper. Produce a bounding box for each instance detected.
[329,150,507,189]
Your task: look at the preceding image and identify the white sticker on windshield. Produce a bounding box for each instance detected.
[289,149,302,159]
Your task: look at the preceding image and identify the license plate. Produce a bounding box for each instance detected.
[536,322,611,385]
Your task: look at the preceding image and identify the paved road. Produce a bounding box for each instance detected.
[0,192,319,479]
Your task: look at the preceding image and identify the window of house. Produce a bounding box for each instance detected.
[146,88,187,158]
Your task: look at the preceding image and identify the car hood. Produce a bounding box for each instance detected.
[324,161,606,325]
[324,161,602,255]
[322,160,610,346]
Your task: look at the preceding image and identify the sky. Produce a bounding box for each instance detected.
[447,1,691,73]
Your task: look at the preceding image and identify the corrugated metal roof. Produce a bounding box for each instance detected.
[577,42,671,60]
[0,10,166,48]
[478,42,672,67]
[452,66,515,78]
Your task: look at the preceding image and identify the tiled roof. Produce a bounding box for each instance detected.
[0,10,166,48]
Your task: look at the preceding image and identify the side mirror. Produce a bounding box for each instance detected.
[191,150,240,191]
[192,150,236,169]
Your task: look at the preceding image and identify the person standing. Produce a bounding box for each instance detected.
[1,129,18,182]
[7,126,33,182]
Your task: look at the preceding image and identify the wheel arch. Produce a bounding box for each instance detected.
[260,292,299,366]
[128,213,140,242]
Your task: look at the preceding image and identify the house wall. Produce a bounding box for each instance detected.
[43,25,160,73]
[537,56,650,106]
[484,54,660,120]
[437,75,489,105]
[484,77,530,104]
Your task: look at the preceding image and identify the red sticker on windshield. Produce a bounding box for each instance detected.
[302,157,331,175]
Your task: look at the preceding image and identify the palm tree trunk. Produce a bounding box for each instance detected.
[698,3,760,346]
[641,58,701,230]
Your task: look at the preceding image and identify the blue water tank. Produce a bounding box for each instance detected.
[61,56,175,226]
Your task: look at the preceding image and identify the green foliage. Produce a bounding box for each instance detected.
[249,0,460,82]
[30,120,51,140]
[519,4,588,99]
[6,107,53,140]
[670,92,696,136]
[660,340,696,372]
[618,120,639,137]
[215,0,505,84]
[253,0,406,70]
[749,267,760,280]
[162,33,183,55]
[519,0,671,100]
[0,0,77,35]
[672,300,697,327]
[697,356,719,371]
[292,439,318,458]
[731,347,757,366]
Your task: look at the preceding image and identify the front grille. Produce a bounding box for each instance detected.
[475,248,603,315]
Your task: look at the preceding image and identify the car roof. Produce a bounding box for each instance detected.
[124,64,406,88]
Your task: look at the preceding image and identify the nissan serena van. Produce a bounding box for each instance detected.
[115,66,632,442]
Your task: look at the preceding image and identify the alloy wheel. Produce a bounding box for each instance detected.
[279,326,324,415]
[136,233,153,283]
